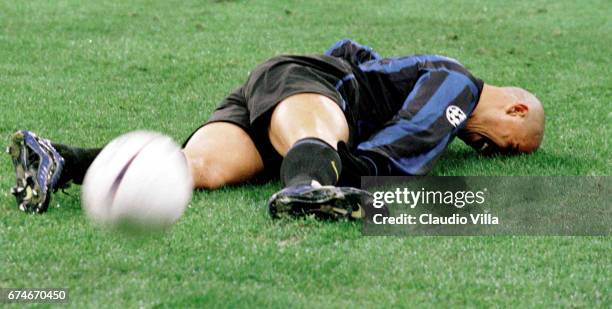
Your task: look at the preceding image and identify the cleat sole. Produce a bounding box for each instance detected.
[269,186,370,220]
[8,131,42,212]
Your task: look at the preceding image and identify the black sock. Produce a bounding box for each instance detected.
[53,144,102,186]
[280,138,342,187]
[336,142,390,187]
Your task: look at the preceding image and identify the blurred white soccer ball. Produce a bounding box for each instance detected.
[82,131,193,229]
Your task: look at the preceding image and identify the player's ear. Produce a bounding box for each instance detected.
[506,102,528,117]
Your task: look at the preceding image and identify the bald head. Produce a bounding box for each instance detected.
[502,87,545,152]
[462,84,545,155]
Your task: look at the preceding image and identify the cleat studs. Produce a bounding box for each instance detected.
[10,186,24,195]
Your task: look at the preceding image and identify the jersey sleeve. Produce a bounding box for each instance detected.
[356,64,482,176]
[324,39,381,65]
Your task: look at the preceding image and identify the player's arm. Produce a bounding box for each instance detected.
[324,39,381,65]
[356,64,482,176]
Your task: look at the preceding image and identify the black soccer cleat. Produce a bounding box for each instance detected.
[268,182,372,220]
[6,130,65,213]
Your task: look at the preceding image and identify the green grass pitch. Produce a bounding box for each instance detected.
[1,0,610,307]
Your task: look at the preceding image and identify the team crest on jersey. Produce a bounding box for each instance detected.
[446,105,466,127]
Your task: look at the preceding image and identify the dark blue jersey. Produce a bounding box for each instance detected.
[325,39,484,175]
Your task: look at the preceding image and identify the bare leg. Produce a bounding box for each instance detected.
[186,93,347,190]
[268,93,349,156]
[183,122,264,189]
[266,93,369,219]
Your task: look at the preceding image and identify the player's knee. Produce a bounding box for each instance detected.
[192,162,230,190]
[183,149,229,190]
[182,122,264,189]
[195,166,229,190]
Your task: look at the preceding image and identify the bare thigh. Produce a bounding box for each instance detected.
[268,93,349,156]
[183,122,264,189]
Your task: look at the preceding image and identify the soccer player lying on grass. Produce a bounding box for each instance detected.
[8,39,544,218]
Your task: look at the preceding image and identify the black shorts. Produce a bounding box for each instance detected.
[184,55,359,181]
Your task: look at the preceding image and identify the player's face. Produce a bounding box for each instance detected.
[463,131,518,155]
[463,116,528,155]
